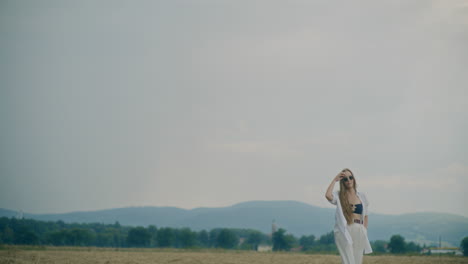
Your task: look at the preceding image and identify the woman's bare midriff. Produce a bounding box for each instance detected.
[352,213,362,222]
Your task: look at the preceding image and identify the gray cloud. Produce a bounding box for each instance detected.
[0,0,467,217]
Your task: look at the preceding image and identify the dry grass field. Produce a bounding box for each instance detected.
[0,246,467,264]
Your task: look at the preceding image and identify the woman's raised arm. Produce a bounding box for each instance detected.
[325,171,345,202]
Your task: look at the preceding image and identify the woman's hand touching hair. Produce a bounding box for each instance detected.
[334,170,346,182]
[326,169,346,202]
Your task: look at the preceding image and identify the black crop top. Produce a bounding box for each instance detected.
[351,203,363,215]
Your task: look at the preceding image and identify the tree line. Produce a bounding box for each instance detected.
[1,217,466,256]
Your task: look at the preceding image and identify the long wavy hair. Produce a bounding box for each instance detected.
[339,168,357,225]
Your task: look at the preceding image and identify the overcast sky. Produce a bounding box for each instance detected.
[1,0,467,218]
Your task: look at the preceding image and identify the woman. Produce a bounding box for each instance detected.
[325,168,372,264]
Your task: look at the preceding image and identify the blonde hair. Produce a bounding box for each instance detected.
[339,168,357,225]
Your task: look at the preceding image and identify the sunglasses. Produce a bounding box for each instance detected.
[341,176,354,182]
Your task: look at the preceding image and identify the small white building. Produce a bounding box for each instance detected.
[421,248,463,256]
[257,245,273,252]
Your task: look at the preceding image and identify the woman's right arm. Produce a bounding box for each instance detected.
[325,171,345,202]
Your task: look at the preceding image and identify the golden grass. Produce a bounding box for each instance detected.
[0,246,466,264]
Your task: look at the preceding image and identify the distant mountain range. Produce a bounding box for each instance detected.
[2,201,467,247]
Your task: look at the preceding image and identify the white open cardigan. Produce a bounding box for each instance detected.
[328,190,373,254]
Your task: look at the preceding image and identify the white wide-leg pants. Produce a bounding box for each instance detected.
[334,223,367,264]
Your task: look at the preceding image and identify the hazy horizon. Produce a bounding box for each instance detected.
[3,199,468,223]
[2,199,468,219]
[1,0,467,218]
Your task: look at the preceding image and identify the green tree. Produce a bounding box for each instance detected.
[113,231,124,248]
[157,227,175,247]
[461,237,468,257]
[56,220,66,229]
[209,229,220,247]
[2,226,15,244]
[147,225,158,247]
[371,240,387,253]
[177,228,197,248]
[14,228,39,245]
[95,232,113,247]
[284,234,297,250]
[197,230,209,247]
[127,227,151,247]
[272,228,294,251]
[299,234,316,251]
[246,231,263,250]
[318,231,335,245]
[388,235,406,254]
[406,241,421,253]
[66,228,94,246]
[216,229,238,249]
[46,230,67,245]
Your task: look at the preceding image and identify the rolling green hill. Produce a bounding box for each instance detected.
[2,201,467,246]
